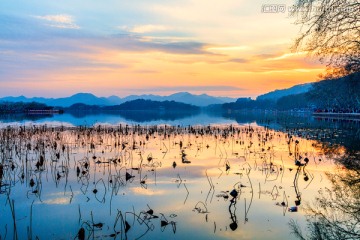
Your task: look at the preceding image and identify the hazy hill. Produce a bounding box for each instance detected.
[49,93,110,107]
[112,92,236,106]
[103,99,200,111]
[66,103,102,111]
[0,93,110,107]
[256,83,313,101]
[165,92,234,106]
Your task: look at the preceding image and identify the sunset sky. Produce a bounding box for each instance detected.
[0,0,325,98]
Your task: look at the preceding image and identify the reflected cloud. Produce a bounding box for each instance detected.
[0,123,358,239]
[42,197,69,205]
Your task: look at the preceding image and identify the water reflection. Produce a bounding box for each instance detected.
[228,190,238,231]
[0,111,237,127]
[0,124,356,239]
[2,111,359,152]
[289,151,360,239]
[68,110,200,123]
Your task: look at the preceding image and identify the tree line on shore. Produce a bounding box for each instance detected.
[0,102,55,114]
[223,72,360,113]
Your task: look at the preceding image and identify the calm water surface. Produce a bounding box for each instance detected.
[0,112,359,239]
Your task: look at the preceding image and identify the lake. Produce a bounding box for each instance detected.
[0,111,359,239]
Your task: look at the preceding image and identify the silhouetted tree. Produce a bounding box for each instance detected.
[291,0,360,76]
[306,72,360,110]
[276,93,310,110]
[0,101,53,113]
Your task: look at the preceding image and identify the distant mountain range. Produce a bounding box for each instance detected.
[256,83,313,101]
[115,92,236,107]
[0,82,315,108]
[0,92,236,107]
[0,93,110,108]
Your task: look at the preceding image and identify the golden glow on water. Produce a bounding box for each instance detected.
[0,125,345,239]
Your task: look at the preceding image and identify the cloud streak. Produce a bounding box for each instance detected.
[126,85,245,92]
[34,14,80,29]
[0,14,211,55]
[120,24,169,33]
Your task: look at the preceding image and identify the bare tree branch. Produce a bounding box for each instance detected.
[291,0,360,75]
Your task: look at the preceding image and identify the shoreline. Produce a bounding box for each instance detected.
[313,112,360,120]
